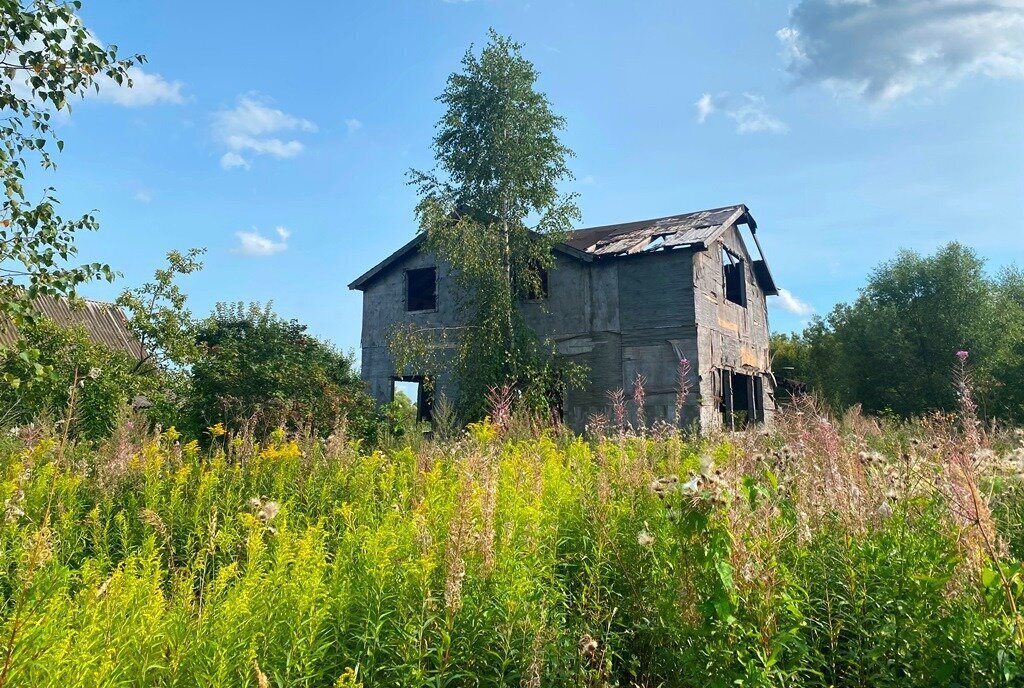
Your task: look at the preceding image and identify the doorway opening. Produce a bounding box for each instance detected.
[720,370,764,430]
[391,376,433,423]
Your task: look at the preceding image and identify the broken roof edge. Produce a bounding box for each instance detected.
[347,231,594,292]
[347,204,777,292]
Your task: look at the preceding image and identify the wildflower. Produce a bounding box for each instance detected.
[680,475,701,494]
[638,522,655,548]
[207,422,227,438]
[4,505,24,524]
[255,660,270,688]
[163,426,181,443]
[579,634,599,659]
[257,501,280,523]
[956,350,969,362]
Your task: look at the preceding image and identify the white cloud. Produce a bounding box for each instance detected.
[220,152,250,170]
[778,0,1024,103]
[94,66,185,107]
[344,118,363,133]
[770,288,815,316]
[134,189,153,203]
[695,93,787,134]
[696,93,716,123]
[233,226,292,257]
[212,95,317,170]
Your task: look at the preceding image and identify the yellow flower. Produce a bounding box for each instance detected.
[163,426,181,443]
[207,422,227,438]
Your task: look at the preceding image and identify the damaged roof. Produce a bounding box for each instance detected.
[564,204,751,256]
[0,295,143,360]
[349,204,777,294]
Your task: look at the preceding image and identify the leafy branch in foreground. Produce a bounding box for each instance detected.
[117,247,206,374]
[0,0,142,331]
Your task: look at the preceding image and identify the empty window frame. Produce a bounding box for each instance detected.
[526,268,549,301]
[721,247,747,307]
[406,267,437,312]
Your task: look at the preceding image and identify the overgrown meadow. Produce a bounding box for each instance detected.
[1,395,1024,688]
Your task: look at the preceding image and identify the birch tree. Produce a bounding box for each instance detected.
[398,30,581,418]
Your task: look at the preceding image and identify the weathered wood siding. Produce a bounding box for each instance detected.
[357,222,773,432]
[692,224,775,429]
[358,248,461,403]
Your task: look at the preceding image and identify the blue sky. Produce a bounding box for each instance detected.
[33,0,1024,355]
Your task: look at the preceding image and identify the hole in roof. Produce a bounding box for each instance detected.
[643,235,667,251]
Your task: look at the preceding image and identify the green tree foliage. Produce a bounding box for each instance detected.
[396,30,582,419]
[773,243,1024,420]
[116,248,205,374]
[0,317,144,440]
[0,1,141,338]
[189,302,372,438]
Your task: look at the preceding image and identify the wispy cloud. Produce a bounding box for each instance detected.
[344,118,363,134]
[778,0,1024,103]
[133,189,153,203]
[695,93,787,134]
[94,66,185,107]
[770,288,814,316]
[233,226,291,256]
[213,95,317,170]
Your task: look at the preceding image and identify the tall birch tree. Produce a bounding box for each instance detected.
[396,30,581,419]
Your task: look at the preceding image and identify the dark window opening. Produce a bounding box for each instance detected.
[406,267,437,312]
[721,247,747,307]
[526,268,549,301]
[720,370,764,430]
[392,376,433,423]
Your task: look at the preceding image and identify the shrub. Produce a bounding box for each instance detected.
[188,303,371,439]
[0,318,147,441]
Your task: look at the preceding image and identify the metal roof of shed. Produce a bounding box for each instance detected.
[0,294,142,360]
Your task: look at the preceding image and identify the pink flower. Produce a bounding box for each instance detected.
[956,350,969,362]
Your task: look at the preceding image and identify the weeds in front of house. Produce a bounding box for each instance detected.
[0,357,1023,685]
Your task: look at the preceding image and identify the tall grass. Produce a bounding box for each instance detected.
[0,405,1022,687]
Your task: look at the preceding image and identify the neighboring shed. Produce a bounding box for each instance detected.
[0,294,143,361]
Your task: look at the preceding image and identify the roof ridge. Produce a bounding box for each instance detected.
[569,204,746,234]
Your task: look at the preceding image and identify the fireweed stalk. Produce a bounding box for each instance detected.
[951,350,1024,647]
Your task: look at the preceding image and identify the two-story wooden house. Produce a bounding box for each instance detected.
[349,204,779,431]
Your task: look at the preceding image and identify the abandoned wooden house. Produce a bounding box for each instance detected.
[349,204,779,431]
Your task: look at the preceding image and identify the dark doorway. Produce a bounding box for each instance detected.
[720,370,764,430]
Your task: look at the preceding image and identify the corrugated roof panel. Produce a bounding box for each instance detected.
[0,295,142,359]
